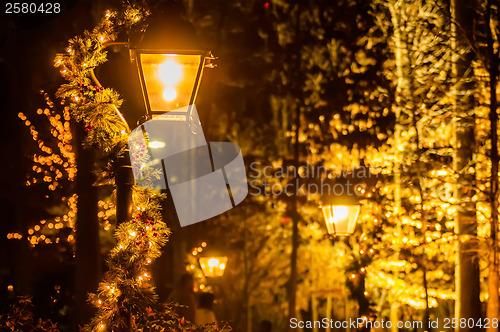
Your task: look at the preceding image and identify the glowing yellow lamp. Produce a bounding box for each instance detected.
[158,59,183,85]
[131,50,214,118]
[199,256,228,278]
[322,204,360,236]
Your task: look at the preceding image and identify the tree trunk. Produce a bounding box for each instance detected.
[486,0,500,326]
[287,108,300,328]
[388,1,405,329]
[487,249,499,329]
[74,126,101,327]
[451,0,482,329]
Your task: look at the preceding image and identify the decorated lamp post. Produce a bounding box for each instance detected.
[128,43,216,289]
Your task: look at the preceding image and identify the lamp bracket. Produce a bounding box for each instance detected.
[204,55,218,69]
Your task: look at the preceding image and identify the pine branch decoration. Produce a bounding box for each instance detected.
[54,6,148,151]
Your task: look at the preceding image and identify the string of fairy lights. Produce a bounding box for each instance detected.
[12,91,118,249]
[187,241,209,292]
[13,92,79,247]
[19,93,76,189]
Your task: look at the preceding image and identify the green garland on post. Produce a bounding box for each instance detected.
[55,4,224,331]
[54,5,146,151]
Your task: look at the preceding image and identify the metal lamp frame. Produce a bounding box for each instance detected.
[130,49,215,119]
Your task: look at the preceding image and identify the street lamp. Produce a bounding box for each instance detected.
[130,49,215,118]
[199,256,228,278]
[321,204,360,236]
[124,10,219,288]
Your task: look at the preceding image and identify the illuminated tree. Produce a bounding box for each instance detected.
[360,0,474,328]
[188,0,391,328]
[182,0,500,329]
[17,92,78,248]
[17,92,117,247]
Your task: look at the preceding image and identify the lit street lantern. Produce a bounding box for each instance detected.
[130,49,215,118]
[321,204,360,236]
[199,256,228,278]
[319,173,370,236]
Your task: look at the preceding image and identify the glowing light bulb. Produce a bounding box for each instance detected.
[333,206,349,221]
[208,258,219,268]
[158,59,183,85]
[162,87,177,101]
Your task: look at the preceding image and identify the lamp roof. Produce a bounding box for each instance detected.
[131,2,199,50]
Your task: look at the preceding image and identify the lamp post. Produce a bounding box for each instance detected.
[88,9,216,296]
[128,44,216,295]
[128,47,215,285]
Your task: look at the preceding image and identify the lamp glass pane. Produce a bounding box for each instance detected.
[140,53,202,113]
[199,256,228,277]
[322,205,360,236]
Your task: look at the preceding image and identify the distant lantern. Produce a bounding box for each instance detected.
[199,256,228,278]
[319,171,369,236]
[321,204,360,236]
